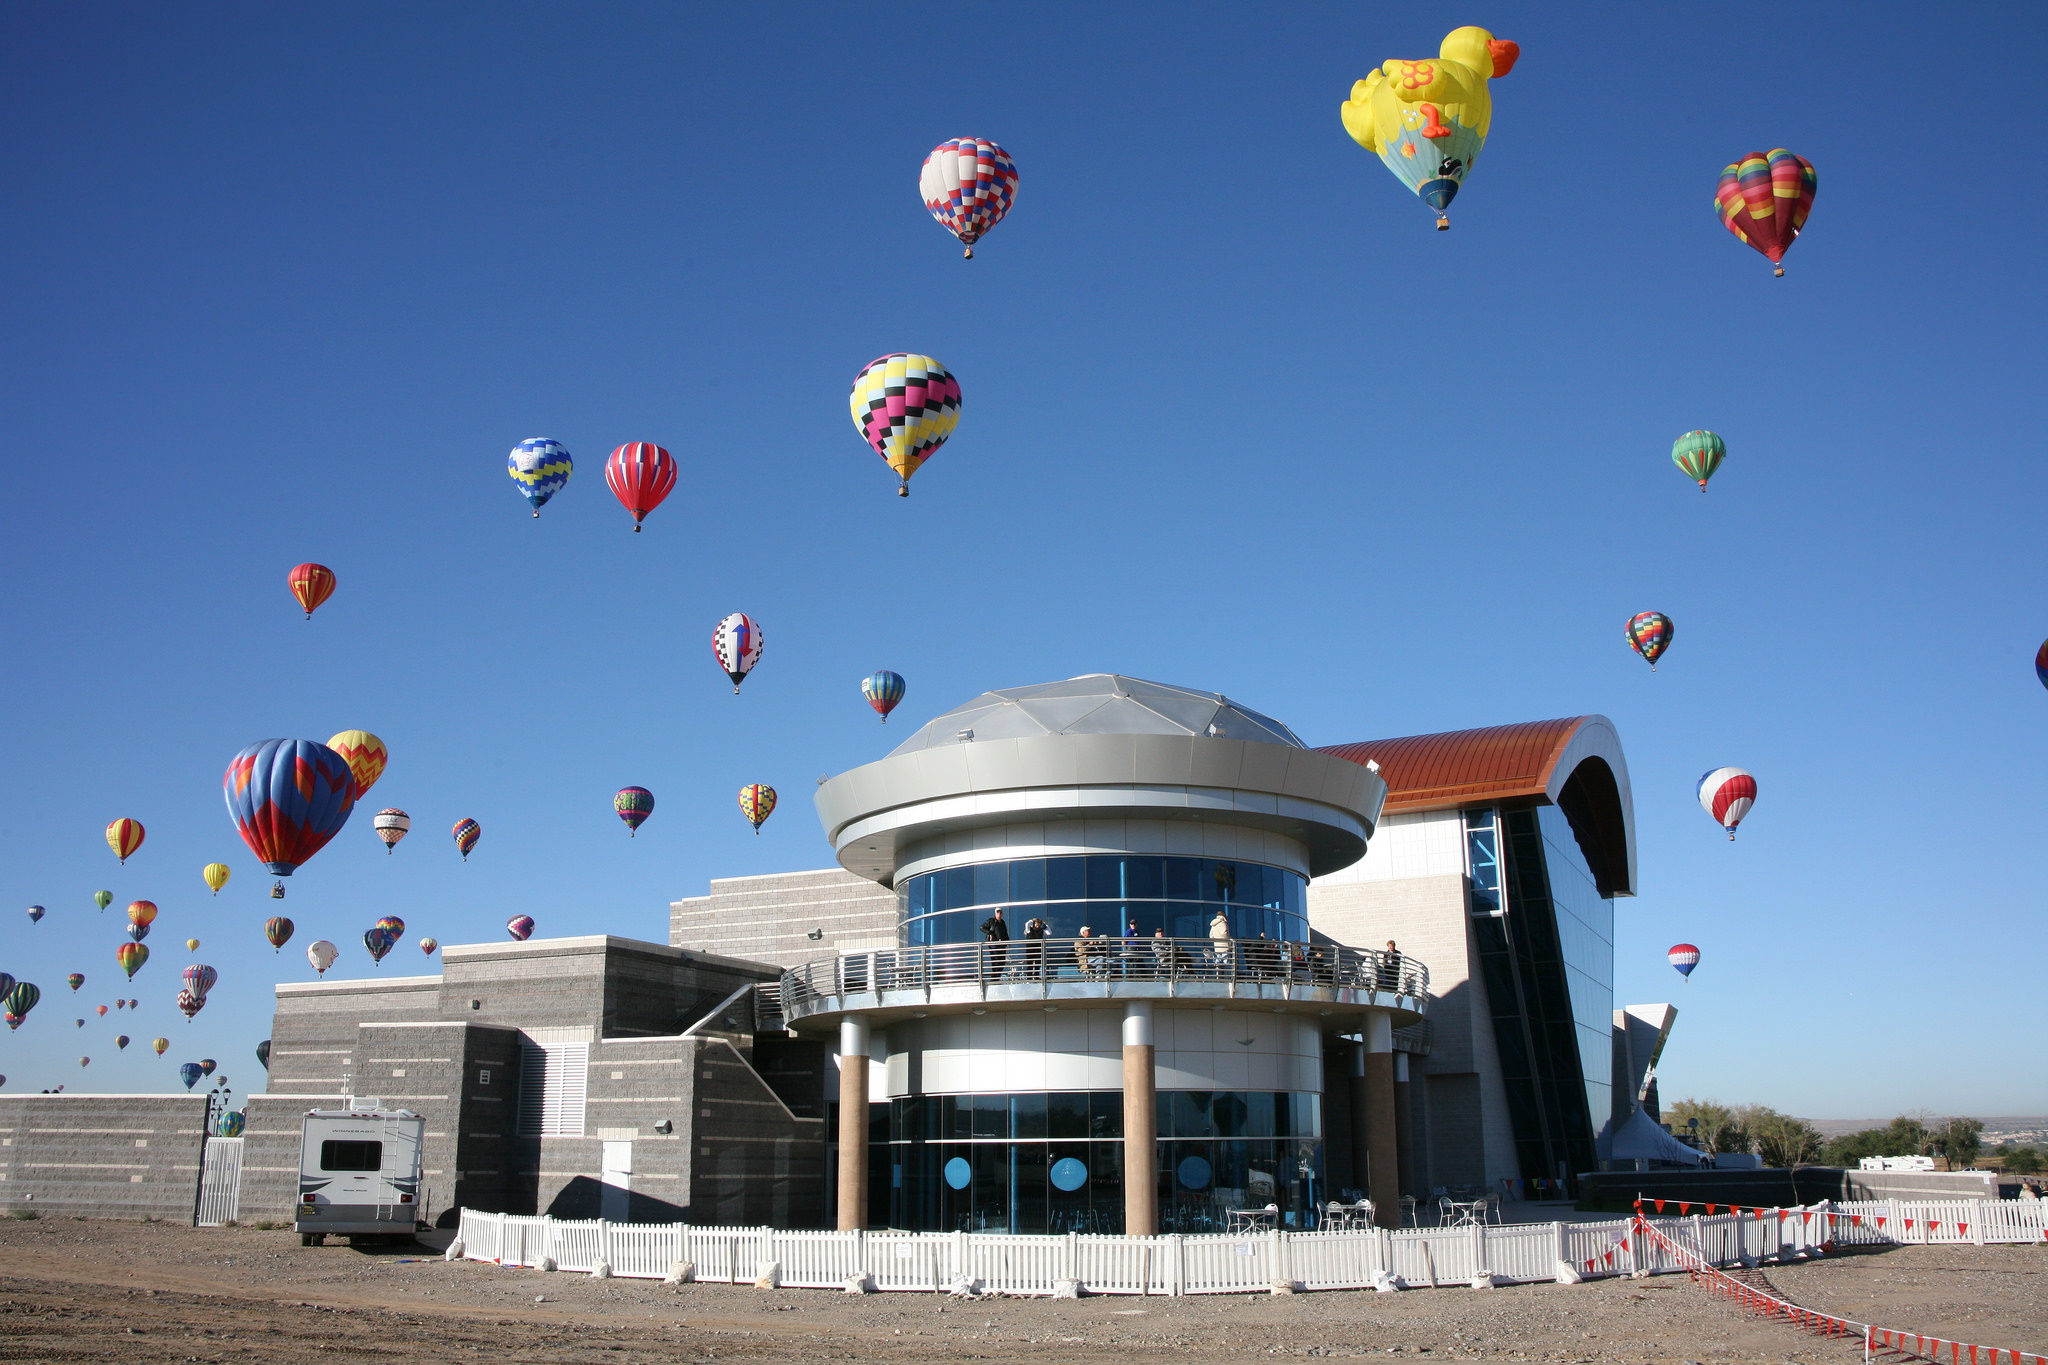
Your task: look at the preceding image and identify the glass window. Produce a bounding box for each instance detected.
[1172,1091,1214,1139]
[944,866,973,913]
[1123,857,1163,900]
[972,1093,1006,1139]
[1047,857,1085,901]
[319,1140,381,1172]
[1205,860,1237,902]
[1009,858,1046,904]
[1048,1091,1089,1140]
[1086,855,1124,901]
[1166,859,1201,900]
[1011,1092,1047,1140]
[973,862,1007,908]
[1243,1090,1275,1138]
[1089,1089,1124,1139]
[1211,1092,1248,1137]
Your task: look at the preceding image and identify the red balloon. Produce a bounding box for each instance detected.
[288,563,337,618]
[604,443,677,531]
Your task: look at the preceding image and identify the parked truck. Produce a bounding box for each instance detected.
[296,1106,426,1246]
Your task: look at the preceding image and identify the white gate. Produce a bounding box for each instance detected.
[601,1141,632,1222]
[196,1136,244,1227]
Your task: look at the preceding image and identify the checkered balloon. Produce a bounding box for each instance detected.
[920,138,1018,258]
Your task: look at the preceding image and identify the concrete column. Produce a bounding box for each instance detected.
[1362,1012,1398,1228]
[1394,1051,1416,1198]
[1122,1002,1157,1236]
[836,1016,870,1231]
[1348,1042,1371,1201]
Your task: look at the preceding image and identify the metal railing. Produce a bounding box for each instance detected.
[779,938,1428,1017]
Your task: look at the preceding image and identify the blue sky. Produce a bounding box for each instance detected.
[2,2,2042,1117]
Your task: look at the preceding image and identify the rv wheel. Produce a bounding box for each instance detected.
[300,1233,324,1247]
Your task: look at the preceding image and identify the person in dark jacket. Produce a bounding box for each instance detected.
[1021,916,1049,979]
[980,906,1010,977]
[1378,940,1404,993]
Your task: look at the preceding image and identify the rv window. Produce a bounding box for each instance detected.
[320,1140,383,1172]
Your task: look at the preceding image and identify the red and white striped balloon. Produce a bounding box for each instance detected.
[1696,767,1756,840]
[1667,944,1701,980]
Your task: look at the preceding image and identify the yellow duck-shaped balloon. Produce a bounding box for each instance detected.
[1340,25,1519,228]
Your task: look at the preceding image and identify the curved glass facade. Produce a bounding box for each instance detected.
[880,1090,1323,1233]
[900,855,1307,947]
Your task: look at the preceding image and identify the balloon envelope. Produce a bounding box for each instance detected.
[738,784,777,833]
[453,818,480,859]
[325,731,389,800]
[506,915,535,942]
[265,917,294,951]
[373,807,411,851]
[1697,767,1757,839]
[201,863,230,895]
[363,928,393,963]
[419,937,438,955]
[1715,149,1816,274]
[712,614,763,692]
[1668,944,1701,978]
[106,818,145,863]
[863,670,906,721]
[223,739,357,877]
[603,442,677,529]
[306,940,338,975]
[179,1062,204,1090]
[920,137,1019,257]
[1671,431,1725,490]
[614,787,654,835]
[116,1035,129,1049]
[288,563,337,618]
[117,943,148,979]
[1625,613,1673,669]
[127,922,150,943]
[152,1037,168,1055]
[256,1039,271,1070]
[5,982,40,1025]
[26,905,43,923]
[93,890,112,912]
[507,437,573,515]
[2036,640,2048,691]
[181,965,217,998]
[1339,26,1520,223]
[849,354,960,496]
[176,989,204,1020]
[127,900,158,928]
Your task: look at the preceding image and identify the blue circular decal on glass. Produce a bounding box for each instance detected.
[1177,1155,1213,1189]
[1050,1157,1089,1192]
[944,1156,972,1190]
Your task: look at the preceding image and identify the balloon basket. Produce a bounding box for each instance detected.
[963,246,974,260]
[1435,216,1449,231]
[897,483,909,497]
[270,882,285,899]
[1774,266,1785,277]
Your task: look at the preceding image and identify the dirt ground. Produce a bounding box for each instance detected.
[0,1220,2041,1365]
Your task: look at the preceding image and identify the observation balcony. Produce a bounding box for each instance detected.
[777,937,1428,1034]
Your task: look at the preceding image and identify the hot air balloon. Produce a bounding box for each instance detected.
[604,441,677,531]
[201,863,230,896]
[181,965,217,998]
[306,940,338,976]
[199,1058,217,1076]
[1715,149,1816,278]
[26,905,43,924]
[93,890,112,912]
[256,1039,271,1070]
[452,818,480,860]
[418,937,438,955]
[1672,431,1726,491]
[849,354,960,497]
[713,613,762,693]
[506,915,535,942]
[2036,639,2048,691]
[179,1062,204,1090]
[152,1037,168,1055]
[862,670,905,722]
[185,938,200,952]
[106,818,145,864]
[116,1035,129,1050]
[614,787,654,836]
[1340,26,1520,229]
[326,731,389,799]
[508,438,573,517]
[222,739,357,895]
[126,998,136,1008]
[373,808,411,852]
[920,137,1019,259]
[74,1018,84,1028]
[66,974,82,992]
[265,917,294,952]
[363,927,393,964]
[117,943,148,979]
[376,915,405,944]
[5,982,40,1029]
[114,999,125,1010]
[128,900,158,929]
[126,922,149,944]
[177,989,204,1021]
[1697,767,1757,840]
[288,563,337,619]
[1668,943,1701,980]
[78,1057,89,1068]
[96,1005,107,1016]
[1625,613,1673,671]
[738,784,777,834]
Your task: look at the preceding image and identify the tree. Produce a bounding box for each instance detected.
[2003,1146,2043,1175]
[1748,1110,1826,1167]
[1823,1115,1933,1168]
[1930,1117,1984,1170]
[1665,1098,1744,1153]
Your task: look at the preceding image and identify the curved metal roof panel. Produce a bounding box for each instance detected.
[888,674,1303,755]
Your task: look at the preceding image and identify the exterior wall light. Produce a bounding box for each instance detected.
[652,1119,673,1135]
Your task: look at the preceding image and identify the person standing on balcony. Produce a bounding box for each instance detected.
[980,906,1010,977]
[1073,925,1100,979]
[1022,915,1048,979]
[1209,909,1232,978]
[1378,940,1404,994]
[1150,927,1174,977]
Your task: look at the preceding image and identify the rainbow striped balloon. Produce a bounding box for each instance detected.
[452,818,480,860]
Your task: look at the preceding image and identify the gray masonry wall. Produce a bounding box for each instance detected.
[0,1095,211,1219]
[671,868,897,967]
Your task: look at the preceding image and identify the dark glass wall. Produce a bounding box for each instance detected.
[1463,805,1614,1185]
[899,855,1307,948]
[879,1089,1322,1233]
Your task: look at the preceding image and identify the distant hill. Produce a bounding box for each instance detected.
[1808,1116,2047,1139]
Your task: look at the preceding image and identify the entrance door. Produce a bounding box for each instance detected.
[196,1136,244,1227]
[600,1140,631,1221]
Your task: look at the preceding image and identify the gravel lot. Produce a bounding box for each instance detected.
[0,1219,2040,1364]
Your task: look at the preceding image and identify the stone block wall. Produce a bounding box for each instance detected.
[0,1095,210,1220]
[671,868,898,968]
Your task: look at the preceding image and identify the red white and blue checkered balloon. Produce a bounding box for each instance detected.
[1696,766,1756,840]
[920,137,1018,258]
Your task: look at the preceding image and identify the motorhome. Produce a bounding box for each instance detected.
[296,1106,426,1245]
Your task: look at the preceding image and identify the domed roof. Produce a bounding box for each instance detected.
[887,674,1303,755]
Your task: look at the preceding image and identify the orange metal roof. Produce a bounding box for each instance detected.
[1318,718,1589,814]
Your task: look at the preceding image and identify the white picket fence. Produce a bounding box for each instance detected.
[450,1197,2045,1296]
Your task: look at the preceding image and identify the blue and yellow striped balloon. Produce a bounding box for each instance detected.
[508,438,573,516]
[861,670,905,722]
